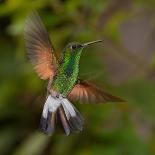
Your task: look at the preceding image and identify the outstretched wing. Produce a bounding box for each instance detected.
[68,80,124,103]
[24,11,57,80]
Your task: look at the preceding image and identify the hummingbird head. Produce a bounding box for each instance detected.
[61,40,103,66]
[64,42,84,55]
[63,40,103,55]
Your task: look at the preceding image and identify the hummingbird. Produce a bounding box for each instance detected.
[24,11,124,136]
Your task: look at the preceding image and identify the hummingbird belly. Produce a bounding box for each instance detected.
[52,71,78,97]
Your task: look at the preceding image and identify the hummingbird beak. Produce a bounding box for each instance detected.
[82,40,103,47]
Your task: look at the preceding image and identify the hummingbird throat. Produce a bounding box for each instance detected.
[63,49,82,77]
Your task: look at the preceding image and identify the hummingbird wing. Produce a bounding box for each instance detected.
[68,80,124,103]
[24,11,58,80]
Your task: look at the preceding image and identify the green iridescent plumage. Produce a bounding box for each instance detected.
[52,43,83,96]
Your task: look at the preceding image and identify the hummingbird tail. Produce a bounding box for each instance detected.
[58,98,84,135]
[39,110,56,136]
[39,95,84,136]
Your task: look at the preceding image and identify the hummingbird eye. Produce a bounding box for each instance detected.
[71,44,77,50]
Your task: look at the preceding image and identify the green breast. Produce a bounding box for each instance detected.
[52,56,79,97]
[52,67,78,96]
[52,45,83,96]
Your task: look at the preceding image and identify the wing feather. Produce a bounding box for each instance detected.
[68,80,124,103]
[24,11,57,80]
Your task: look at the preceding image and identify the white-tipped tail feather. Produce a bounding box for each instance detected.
[39,95,84,136]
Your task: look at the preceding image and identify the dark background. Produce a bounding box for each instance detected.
[1,0,155,155]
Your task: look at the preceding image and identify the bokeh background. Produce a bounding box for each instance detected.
[1,0,155,155]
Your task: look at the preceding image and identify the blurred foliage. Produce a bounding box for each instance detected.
[1,0,155,155]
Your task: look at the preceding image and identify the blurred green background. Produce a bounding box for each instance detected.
[1,0,155,155]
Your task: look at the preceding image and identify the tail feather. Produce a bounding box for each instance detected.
[39,111,56,136]
[39,95,84,136]
[61,98,84,132]
[69,112,84,131]
[58,106,70,135]
[46,112,56,135]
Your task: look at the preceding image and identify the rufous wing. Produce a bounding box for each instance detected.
[68,80,124,103]
[24,11,57,80]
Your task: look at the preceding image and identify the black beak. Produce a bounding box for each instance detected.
[82,40,103,47]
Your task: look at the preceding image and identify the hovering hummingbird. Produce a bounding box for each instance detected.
[24,11,124,136]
